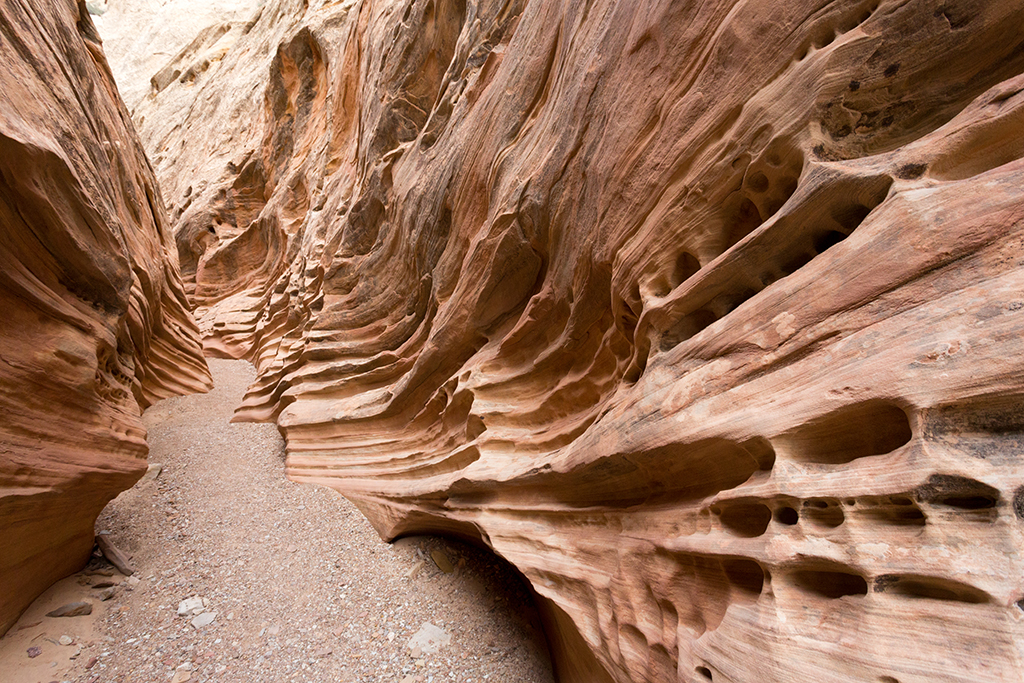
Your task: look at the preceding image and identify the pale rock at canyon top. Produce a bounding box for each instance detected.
[89,0,263,110]
[12,0,1024,680]
[0,0,211,637]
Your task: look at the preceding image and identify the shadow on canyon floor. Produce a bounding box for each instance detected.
[0,360,554,683]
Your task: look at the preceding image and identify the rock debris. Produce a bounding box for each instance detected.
[65,359,552,683]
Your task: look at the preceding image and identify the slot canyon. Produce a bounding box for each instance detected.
[3,0,1024,681]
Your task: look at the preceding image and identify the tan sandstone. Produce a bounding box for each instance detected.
[0,0,210,636]
[70,0,1024,680]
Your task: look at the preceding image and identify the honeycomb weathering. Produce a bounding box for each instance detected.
[117,0,1024,679]
[0,0,211,635]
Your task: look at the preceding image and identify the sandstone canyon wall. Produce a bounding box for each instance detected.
[0,0,211,636]
[112,0,1024,680]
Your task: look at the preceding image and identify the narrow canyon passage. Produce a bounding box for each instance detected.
[4,0,1024,680]
[2,360,552,683]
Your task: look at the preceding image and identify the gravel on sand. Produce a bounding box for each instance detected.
[40,359,553,683]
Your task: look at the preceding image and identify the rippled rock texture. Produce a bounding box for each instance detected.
[122,0,1024,679]
[0,0,211,635]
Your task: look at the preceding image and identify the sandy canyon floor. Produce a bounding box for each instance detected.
[0,360,554,683]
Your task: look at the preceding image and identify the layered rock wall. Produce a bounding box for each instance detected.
[0,0,211,635]
[121,0,1024,680]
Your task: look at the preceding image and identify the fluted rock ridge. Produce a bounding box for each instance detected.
[119,0,1024,680]
[0,0,211,635]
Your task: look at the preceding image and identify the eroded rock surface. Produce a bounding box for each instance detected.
[0,0,210,636]
[112,0,1024,680]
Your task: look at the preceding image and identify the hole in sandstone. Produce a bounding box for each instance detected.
[660,308,718,348]
[723,559,765,595]
[804,501,845,528]
[745,436,776,473]
[806,175,892,269]
[747,170,769,193]
[792,183,888,262]
[923,394,1024,462]
[873,574,990,603]
[711,288,760,319]
[717,502,772,537]
[916,475,999,512]
[832,202,873,231]
[812,28,836,49]
[775,507,799,525]
[938,495,996,509]
[1015,487,1024,519]
[861,500,926,527]
[672,251,701,288]
[775,400,912,464]
[661,281,766,349]
[780,249,816,275]
[879,677,900,683]
[723,196,763,248]
[929,393,1024,436]
[812,229,846,253]
[538,437,772,509]
[790,568,868,598]
[697,665,713,680]
[649,277,672,298]
[658,164,894,355]
[466,414,486,440]
[991,87,1024,106]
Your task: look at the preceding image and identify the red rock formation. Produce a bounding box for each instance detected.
[0,0,210,635]
[123,0,1024,680]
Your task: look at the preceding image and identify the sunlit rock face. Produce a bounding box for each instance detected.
[89,0,262,110]
[0,0,211,636]
[120,0,1024,679]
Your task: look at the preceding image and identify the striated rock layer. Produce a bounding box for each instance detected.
[0,0,211,635]
[122,0,1024,680]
